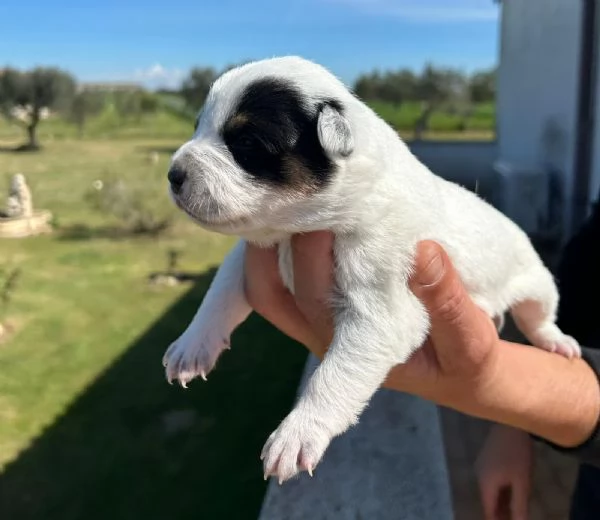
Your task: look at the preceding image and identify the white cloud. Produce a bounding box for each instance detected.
[133,63,186,89]
[327,0,499,22]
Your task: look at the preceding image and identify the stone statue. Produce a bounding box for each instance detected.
[0,172,52,237]
[4,174,33,218]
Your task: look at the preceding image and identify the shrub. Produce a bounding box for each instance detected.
[85,175,173,236]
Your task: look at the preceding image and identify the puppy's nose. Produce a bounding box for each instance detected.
[168,166,187,194]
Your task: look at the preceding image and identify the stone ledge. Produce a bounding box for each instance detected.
[259,356,453,520]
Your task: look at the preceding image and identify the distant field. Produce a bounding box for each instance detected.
[367,100,495,140]
[0,98,495,145]
[0,110,192,143]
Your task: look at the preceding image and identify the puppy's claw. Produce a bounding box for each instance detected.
[200,371,207,381]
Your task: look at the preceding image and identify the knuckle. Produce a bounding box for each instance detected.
[432,281,467,323]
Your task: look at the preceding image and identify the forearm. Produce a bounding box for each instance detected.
[457,341,600,448]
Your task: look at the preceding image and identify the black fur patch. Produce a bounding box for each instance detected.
[222,77,339,189]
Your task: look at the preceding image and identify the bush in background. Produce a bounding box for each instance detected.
[84,175,173,236]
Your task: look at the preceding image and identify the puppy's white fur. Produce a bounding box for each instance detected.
[163,56,579,483]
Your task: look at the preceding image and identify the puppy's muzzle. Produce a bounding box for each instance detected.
[167,166,187,195]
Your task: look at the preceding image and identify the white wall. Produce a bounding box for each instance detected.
[497,0,582,233]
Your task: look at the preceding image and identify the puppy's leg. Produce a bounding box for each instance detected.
[162,240,252,386]
[261,283,428,483]
[510,267,581,358]
[472,295,505,333]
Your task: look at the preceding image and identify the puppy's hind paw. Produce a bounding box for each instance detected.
[532,324,581,359]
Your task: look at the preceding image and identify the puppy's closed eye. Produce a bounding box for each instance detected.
[232,135,254,150]
[225,127,282,179]
[228,130,266,154]
[227,133,257,161]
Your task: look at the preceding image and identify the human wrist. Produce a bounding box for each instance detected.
[419,338,503,412]
[450,341,600,447]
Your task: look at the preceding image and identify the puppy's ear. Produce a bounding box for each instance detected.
[317,102,354,157]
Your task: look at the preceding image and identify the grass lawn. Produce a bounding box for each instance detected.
[367,100,495,140]
[0,132,308,519]
[0,103,493,518]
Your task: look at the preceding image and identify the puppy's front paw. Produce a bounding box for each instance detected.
[261,409,333,484]
[162,327,230,387]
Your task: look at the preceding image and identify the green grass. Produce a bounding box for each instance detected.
[0,109,193,143]
[0,132,308,519]
[367,100,495,140]
[0,98,495,517]
[0,98,495,147]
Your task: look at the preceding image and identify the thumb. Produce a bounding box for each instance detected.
[409,241,494,365]
[291,231,335,347]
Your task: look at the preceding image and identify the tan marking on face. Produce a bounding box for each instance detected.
[281,155,320,194]
[226,112,250,130]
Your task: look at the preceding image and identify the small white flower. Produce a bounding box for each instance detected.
[92,180,104,191]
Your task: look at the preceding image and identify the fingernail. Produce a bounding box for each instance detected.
[418,251,444,287]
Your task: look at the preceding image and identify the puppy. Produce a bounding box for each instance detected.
[162,56,580,483]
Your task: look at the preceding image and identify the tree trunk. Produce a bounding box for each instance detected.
[22,107,41,150]
[414,103,434,141]
[26,123,39,149]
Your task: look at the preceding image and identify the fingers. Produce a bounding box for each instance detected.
[510,439,532,520]
[510,485,530,520]
[244,243,324,356]
[479,479,528,520]
[478,478,503,520]
[476,426,532,520]
[409,240,497,370]
[291,231,335,348]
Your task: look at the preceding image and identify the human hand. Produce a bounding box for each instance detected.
[245,231,600,451]
[475,424,533,520]
[244,232,501,407]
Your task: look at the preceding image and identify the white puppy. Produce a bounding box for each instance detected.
[162,56,580,483]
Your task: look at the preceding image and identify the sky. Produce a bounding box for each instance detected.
[0,0,500,89]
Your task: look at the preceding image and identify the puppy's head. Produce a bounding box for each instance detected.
[167,56,357,236]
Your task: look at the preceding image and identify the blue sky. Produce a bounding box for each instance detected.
[0,0,500,88]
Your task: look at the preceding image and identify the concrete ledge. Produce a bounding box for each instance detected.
[259,356,453,520]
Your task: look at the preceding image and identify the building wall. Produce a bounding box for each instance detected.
[496,0,582,234]
[408,141,498,201]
